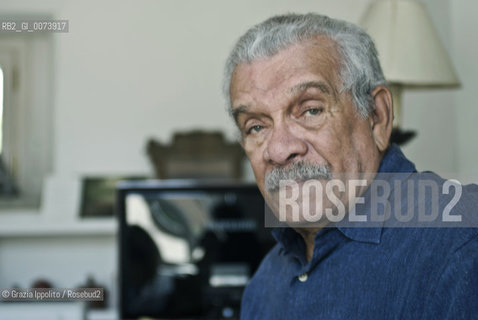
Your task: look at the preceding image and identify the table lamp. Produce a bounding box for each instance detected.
[360,0,460,144]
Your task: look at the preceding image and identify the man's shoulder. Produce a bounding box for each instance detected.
[380,227,478,267]
[389,170,478,228]
[379,167,478,263]
[419,228,478,317]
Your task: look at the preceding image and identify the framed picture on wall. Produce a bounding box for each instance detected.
[79,176,146,218]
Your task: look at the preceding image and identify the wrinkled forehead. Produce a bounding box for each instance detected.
[229,37,343,105]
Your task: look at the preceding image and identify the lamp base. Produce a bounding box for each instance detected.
[390,128,416,146]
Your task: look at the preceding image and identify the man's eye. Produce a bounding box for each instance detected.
[305,108,322,116]
[246,125,264,134]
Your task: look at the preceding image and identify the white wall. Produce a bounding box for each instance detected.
[0,0,476,296]
[451,0,478,183]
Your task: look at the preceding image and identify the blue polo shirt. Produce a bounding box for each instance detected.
[240,145,478,319]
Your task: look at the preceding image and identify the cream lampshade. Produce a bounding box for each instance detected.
[360,0,460,144]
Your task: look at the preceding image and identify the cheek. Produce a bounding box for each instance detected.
[346,121,378,170]
[244,145,266,181]
[350,120,375,151]
[305,126,344,161]
[250,160,266,185]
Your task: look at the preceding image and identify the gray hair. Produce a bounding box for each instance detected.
[223,13,387,118]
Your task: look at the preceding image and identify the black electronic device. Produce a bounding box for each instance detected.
[117,180,276,320]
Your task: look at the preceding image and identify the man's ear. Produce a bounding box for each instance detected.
[369,85,393,152]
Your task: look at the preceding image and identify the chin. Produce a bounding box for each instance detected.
[265,185,332,226]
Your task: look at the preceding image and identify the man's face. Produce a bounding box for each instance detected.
[229,38,383,223]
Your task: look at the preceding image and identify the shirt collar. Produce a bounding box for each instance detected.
[272,144,417,247]
[378,143,417,173]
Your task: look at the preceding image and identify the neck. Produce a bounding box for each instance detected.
[294,227,322,262]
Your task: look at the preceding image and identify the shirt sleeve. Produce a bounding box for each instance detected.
[422,234,478,319]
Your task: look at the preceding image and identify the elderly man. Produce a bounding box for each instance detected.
[223,13,478,319]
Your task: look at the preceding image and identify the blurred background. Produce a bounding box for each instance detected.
[0,0,476,319]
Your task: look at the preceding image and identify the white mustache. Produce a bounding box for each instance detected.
[265,161,332,192]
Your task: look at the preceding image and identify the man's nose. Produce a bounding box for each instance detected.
[264,123,307,165]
